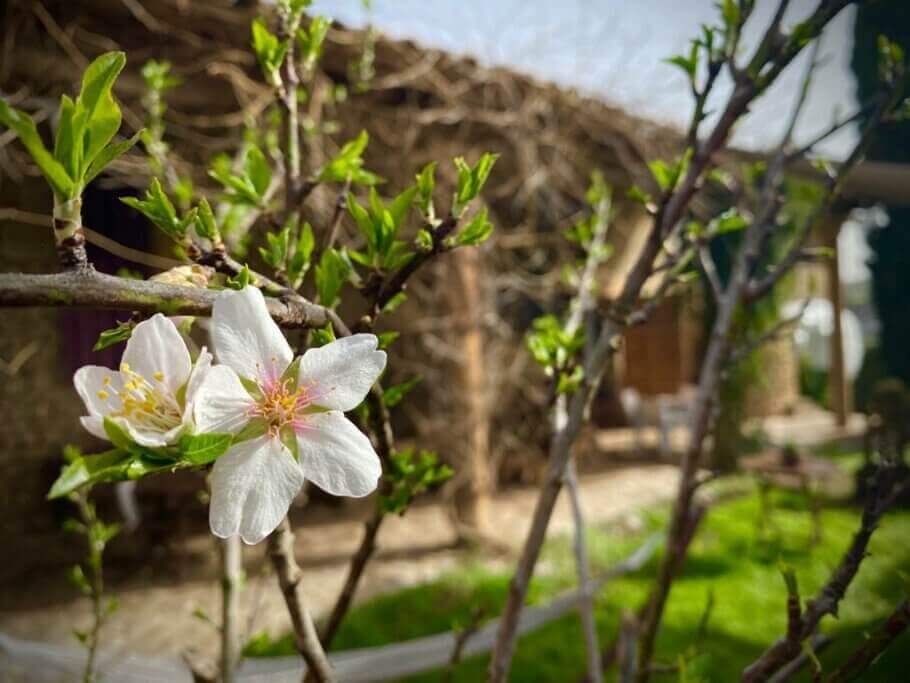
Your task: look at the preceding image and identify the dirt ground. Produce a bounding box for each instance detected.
[0,464,679,661]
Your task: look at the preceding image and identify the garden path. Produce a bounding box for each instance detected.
[0,464,679,662]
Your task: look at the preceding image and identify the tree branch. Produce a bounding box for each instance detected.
[267,517,336,683]
[741,463,899,682]
[824,600,910,683]
[0,270,338,329]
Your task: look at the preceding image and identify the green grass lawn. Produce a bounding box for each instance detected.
[247,458,910,682]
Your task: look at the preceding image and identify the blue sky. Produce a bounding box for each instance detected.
[311,0,859,158]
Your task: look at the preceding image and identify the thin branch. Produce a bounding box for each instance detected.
[267,517,336,683]
[443,608,486,683]
[824,600,910,683]
[565,459,603,683]
[741,463,898,682]
[322,177,353,252]
[728,298,809,365]
[0,270,337,329]
[697,244,723,304]
[767,635,833,683]
[489,197,616,683]
[220,536,242,683]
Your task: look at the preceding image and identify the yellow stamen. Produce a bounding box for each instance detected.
[97,390,109,400]
[153,371,165,382]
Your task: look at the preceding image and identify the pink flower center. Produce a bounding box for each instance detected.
[246,358,330,435]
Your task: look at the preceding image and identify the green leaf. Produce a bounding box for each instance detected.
[0,99,74,197]
[383,375,422,409]
[310,323,336,347]
[68,565,91,595]
[141,59,181,93]
[298,15,330,71]
[227,264,253,290]
[415,229,433,251]
[388,185,417,232]
[288,221,315,287]
[120,178,184,239]
[380,448,452,515]
[178,433,233,465]
[103,417,135,452]
[126,455,179,480]
[318,130,381,186]
[252,18,288,87]
[377,331,399,349]
[93,320,134,351]
[720,0,739,31]
[245,144,272,197]
[54,95,79,180]
[209,145,270,206]
[709,208,748,235]
[452,152,498,217]
[382,291,407,313]
[74,52,126,178]
[456,207,494,246]
[83,130,142,186]
[316,248,352,307]
[415,162,436,217]
[347,192,376,251]
[627,185,653,207]
[194,197,219,241]
[48,449,131,499]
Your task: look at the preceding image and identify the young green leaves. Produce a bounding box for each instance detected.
[121,178,197,243]
[317,130,381,186]
[452,152,498,218]
[48,428,234,500]
[526,314,586,394]
[297,15,330,73]
[252,18,289,88]
[380,448,453,515]
[0,52,138,200]
[209,143,273,207]
[315,247,353,307]
[259,215,315,288]
[347,185,417,270]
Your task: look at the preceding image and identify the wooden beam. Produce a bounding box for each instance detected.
[823,211,851,427]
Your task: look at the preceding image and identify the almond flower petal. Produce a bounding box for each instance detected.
[194,364,256,434]
[297,334,387,412]
[296,411,382,497]
[122,314,192,395]
[202,287,385,543]
[209,435,305,545]
[73,315,207,448]
[211,286,293,385]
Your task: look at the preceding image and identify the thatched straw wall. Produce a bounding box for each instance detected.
[0,0,687,570]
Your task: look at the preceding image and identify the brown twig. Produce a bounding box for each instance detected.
[823,600,910,683]
[267,517,336,683]
[443,608,486,682]
[741,463,898,682]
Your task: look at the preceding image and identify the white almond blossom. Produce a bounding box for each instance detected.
[195,286,386,544]
[74,314,211,448]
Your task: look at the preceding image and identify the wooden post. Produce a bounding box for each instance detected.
[823,211,850,427]
[447,248,492,533]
